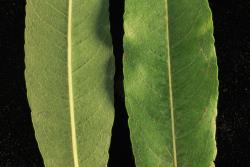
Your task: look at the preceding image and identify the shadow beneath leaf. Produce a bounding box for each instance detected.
[107,0,136,166]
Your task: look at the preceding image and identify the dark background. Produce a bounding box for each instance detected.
[0,0,249,166]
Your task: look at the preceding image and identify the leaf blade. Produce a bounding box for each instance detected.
[123,0,218,166]
[25,0,114,166]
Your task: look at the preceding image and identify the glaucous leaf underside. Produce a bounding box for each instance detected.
[25,0,114,166]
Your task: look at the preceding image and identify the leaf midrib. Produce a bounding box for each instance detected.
[67,0,79,167]
[164,0,177,166]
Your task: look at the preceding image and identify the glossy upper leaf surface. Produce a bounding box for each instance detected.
[25,0,114,166]
[124,0,218,166]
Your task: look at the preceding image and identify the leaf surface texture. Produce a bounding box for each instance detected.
[25,0,114,166]
[123,0,218,166]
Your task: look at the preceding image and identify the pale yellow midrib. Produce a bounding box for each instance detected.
[164,0,178,166]
[67,0,79,166]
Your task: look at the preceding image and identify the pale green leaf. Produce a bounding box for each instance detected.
[25,0,114,166]
[123,0,218,167]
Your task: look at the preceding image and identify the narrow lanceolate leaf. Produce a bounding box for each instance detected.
[25,0,114,166]
[124,0,218,166]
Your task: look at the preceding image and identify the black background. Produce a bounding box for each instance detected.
[0,0,249,166]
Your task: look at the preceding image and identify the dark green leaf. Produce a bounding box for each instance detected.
[124,0,218,166]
